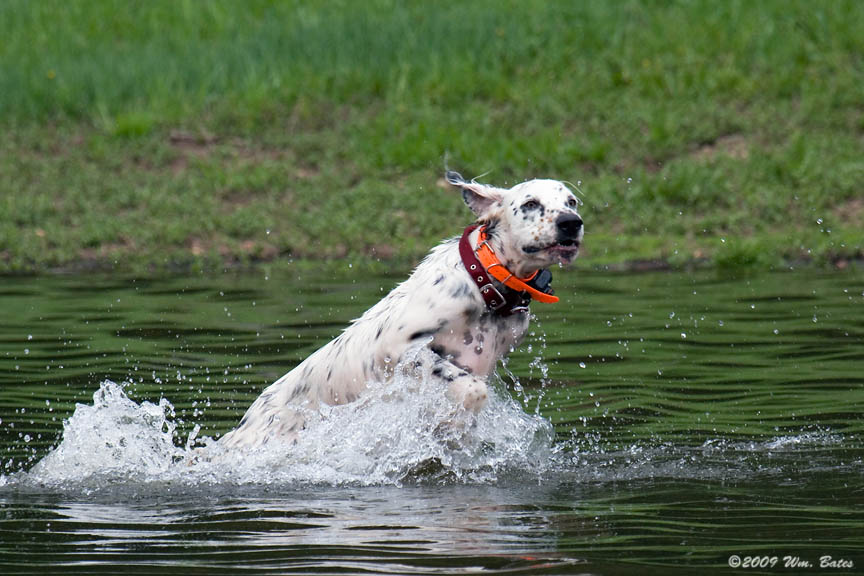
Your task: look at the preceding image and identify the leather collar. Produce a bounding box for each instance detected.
[458,224,557,316]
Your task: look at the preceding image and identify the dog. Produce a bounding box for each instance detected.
[218,171,583,449]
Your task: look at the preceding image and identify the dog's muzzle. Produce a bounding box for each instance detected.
[556,214,583,243]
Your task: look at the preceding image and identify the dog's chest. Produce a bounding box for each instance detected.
[431,310,529,377]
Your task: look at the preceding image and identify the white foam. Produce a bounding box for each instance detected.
[6,355,855,491]
[13,355,555,489]
[26,382,185,487]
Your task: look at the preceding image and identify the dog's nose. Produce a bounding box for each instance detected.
[556,214,583,238]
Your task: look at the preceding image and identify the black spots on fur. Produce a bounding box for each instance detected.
[431,366,456,383]
[462,331,474,345]
[375,325,384,340]
[331,334,344,352]
[474,345,484,355]
[520,200,545,217]
[326,368,333,381]
[484,218,500,238]
[450,283,473,300]
[433,275,445,286]
[239,414,249,427]
[413,319,449,341]
[430,343,454,360]
[479,312,509,333]
[410,329,436,341]
[462,305,484,324]
[289,381,312,403]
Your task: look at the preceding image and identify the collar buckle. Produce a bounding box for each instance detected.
[479,284,507,311]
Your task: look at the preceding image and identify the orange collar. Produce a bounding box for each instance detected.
[474,226,559,304]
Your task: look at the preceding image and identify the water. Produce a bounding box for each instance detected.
[1,266,863,574]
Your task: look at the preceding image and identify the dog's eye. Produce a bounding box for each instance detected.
[567,197,578,208]
[521,200,541,211]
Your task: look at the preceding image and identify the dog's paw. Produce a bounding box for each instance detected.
[447,374,488,412]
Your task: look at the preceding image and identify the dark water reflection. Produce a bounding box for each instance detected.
[1,266,863,574]
[3,473,862,575]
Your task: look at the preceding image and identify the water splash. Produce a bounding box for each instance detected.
[10,355,555,489]
[24,382,184,488]
[4,361,858,491]
[554,429,858,483]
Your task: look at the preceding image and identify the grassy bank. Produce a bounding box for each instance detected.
[1,0,863,273]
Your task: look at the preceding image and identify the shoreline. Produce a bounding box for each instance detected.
[3,249,861,278]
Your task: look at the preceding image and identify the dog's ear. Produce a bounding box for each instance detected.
[445,171,503,218]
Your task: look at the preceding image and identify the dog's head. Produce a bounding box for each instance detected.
[446,171,583,277]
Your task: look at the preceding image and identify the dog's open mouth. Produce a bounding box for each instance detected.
[523,239,581,255]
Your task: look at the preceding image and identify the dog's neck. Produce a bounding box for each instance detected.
[460,225,558,315]
[468,225,531,278]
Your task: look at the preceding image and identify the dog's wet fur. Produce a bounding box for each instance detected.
[219,172,583,448]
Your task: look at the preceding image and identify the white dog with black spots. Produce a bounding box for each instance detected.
[219,171,584,449]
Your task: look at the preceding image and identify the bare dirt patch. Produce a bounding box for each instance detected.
[832,197,864,225]
[691,134,750,162]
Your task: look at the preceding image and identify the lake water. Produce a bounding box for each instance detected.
[1,265,862,574]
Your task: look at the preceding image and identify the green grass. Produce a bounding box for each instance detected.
[1,0,863,273]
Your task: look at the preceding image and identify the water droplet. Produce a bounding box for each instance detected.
[579,362,586,369]
[680,333,687,339]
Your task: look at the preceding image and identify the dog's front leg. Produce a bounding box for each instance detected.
[443,368,489,412]
[404,346,488,412]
